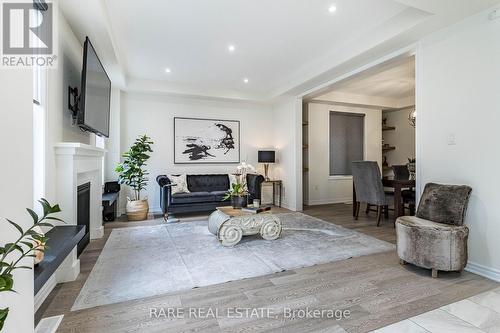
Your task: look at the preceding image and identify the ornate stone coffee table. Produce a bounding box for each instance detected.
[208,206,282,246]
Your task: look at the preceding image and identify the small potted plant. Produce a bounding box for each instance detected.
[115,135,154,221]
[0,199,63,331]
[223,162,255,208]
[224,182,249,208]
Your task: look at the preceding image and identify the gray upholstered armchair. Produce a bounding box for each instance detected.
[396,183,472,278]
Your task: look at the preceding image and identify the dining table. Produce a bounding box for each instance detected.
[352,178,416,220]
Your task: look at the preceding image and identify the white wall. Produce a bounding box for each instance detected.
[105,87,121,182]
[272,97,303,211]
[383,109,416,170]
[306,102,382,205]
[0,70,34,332]
[417,6,500,280]
[119,92,276,212]
[45,10,91,204]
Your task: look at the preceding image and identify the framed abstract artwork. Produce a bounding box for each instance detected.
[174,117,240,164]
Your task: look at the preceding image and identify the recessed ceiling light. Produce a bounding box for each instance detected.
[165,68,171,73]
[228,44,235,52]
[328,5,337,13]
[243,78,249,83]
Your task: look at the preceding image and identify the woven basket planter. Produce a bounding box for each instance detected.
[126,198,149,221]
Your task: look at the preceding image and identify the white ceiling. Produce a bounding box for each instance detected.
[328,56,415,99]
[59,0,500,101]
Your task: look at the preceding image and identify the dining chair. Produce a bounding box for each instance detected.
[392,165,410,180]
[392,165,416,215]
[352,161,393,226]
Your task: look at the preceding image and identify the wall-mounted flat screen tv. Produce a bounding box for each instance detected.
[77,37,111,137]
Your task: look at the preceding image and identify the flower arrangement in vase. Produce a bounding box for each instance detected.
[223,162,256,208]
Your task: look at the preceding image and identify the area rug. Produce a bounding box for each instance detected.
[71,212,394,311]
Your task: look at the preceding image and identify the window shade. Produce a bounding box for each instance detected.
[329,111,365,176]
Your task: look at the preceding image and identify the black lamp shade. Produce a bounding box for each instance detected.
[258,150,275,163]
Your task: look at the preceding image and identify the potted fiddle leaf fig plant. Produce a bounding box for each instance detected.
[0,199,64,331]
[115,134,154,221]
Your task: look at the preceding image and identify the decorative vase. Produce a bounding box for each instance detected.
[126,198,149,221]
[32,226,45,265]
[231,196,247,209]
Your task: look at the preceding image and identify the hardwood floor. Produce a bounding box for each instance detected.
[36,204,499,333]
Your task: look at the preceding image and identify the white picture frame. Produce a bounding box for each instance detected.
[174,117,240,164]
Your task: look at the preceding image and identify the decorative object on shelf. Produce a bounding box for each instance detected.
[382,118,396,131]
[258,150,275,181]
[115,134,154,221]
[0,199,64,331]
[407,158,416,180]
[382,144,396,152]
[408,108,416,127]
[223,162,255,208]
[382,156,389,167]
[32,226,46,265]
[174,117,240,164]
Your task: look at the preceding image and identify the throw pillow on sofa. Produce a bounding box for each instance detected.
[168,174,190,195]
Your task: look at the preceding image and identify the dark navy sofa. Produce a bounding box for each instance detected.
[156,174,264,218]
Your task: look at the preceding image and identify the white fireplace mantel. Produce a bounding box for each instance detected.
[54,142,106,237]
[54,142,106,157]
[35,143,107,311]
[53,142,105,278]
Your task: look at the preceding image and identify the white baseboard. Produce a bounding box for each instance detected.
[306,197,352,206]
[34,274,57,311]
[465,261,500,282]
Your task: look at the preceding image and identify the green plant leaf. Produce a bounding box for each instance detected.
[38,198,51,216]
[5,219,23,235]
[20,241,34,249]
[49,204,61,214]
[25,229,39,236]
[4,244,23,255]
[26,208,39,223]
[0,274,13,292]
[11,266,31,271]
[43,217,64,223]
[0,307,9,331]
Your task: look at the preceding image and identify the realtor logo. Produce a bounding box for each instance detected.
[1,1,57,67]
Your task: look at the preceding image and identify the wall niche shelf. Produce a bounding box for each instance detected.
[382,126,396,131]
[382,146,396,152]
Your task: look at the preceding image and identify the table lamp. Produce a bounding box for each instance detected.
[258,150,275,181]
